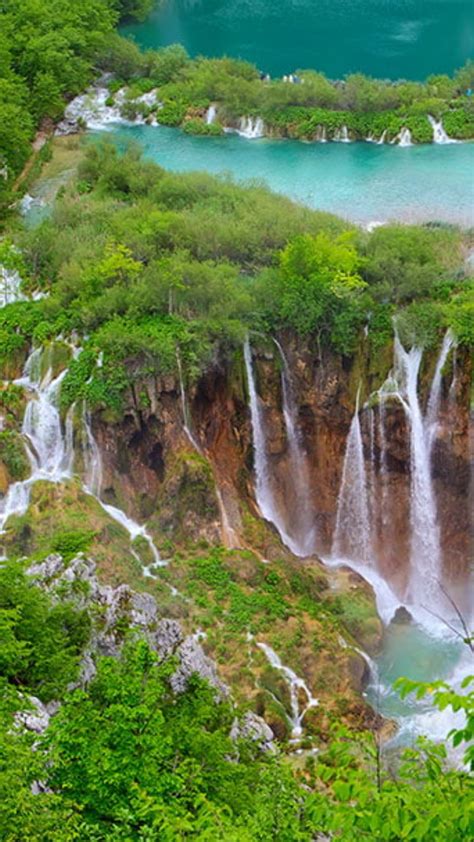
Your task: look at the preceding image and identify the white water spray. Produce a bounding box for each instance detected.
[428,115,457,145]
[237,116,265,139]
[257,641,318,739]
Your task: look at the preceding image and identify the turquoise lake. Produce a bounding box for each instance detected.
[122,0,474,79]
[100,124,474,227]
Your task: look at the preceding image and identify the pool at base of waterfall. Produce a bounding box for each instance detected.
[366,620,468,759]
[89,125,474,228]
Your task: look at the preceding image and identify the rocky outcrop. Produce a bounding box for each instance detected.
[27,553,228,698]
[87,333,471,607]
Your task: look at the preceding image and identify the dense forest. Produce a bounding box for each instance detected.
[1,143,473,840]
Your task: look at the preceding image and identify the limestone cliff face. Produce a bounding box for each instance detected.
[91,336,472,602]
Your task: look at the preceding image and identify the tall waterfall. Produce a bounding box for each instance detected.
[332,389,371,564]
[389,334,452,604]
[244,339,299,553]
[273,339,316,555]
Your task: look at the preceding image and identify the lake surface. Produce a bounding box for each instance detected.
[100,124,474,227]
[122,0,474,79]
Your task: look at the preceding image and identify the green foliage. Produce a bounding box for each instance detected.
[361,224,463,304]
[50,530,95,562]
[0,561,90,700]
[0,431,29,480]
[183,117,224,136]
[41,639,310,839]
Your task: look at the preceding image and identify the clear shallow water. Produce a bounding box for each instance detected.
[121,0,474,79]
[96,124,474,227]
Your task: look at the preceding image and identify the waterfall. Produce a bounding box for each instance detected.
[0,348,74,551]
[273,339,316,555]
[428,115,457,145]
[82,408,163,566]
[256,641,318,740]
[237,116,265,139]
[176,351,202,453]
[205,104,217,125]
[244,339,299,552]
[392,336,441,602]
[334,125,350,142]
[332,390,372,565]
[377,401,389,537]
[425,330,454,452]
[397,128,412,147]
[377,129,387,145]
[1,268,25,308]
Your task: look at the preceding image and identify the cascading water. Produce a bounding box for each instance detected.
[428,115,457,145]
[205,104,217,125]
[244,339,300,553]
[396,128,412,147]
[81,407,163,566]
[237,116,265,139]
[273,338,316,556]
[334,125,350,142]
[1,267,25,307]
[332,389,372,565]
[0,348,75,553]
[256,641,318,740]
[392,335,442,604]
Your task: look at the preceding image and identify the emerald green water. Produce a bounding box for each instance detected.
[122,0,474,79]
[100,124,474,226]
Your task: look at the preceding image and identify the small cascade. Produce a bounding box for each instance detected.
[205,104,217,125]
[244,340,297,551]
[0,348,74,551]
[315,125,327,143]
[397,128,413,147]
[256,641,318,740]
[1,267,25,308]
[81,408,163,566]
[237,116,265,139]
[273,338,316,556]
[334,125,350,142]
[377,129,387,145]
[22,368,72,480]
[332,390,372,565]
[428,115,457,145]
[176,351,202,453]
